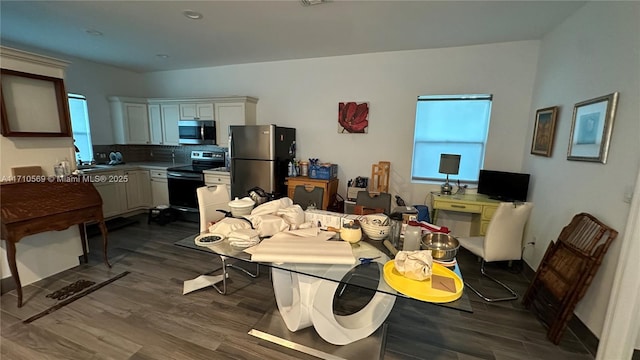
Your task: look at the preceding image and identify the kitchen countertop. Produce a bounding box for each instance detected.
[203,168,231,176]
[77,161,189,173]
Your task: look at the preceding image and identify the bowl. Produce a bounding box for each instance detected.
[420,232,459,261]
[360,213,391,240]
[228,197,255,217]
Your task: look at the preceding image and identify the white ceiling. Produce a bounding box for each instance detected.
[0,1,586,73]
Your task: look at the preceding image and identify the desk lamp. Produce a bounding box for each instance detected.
[439,154,461,195]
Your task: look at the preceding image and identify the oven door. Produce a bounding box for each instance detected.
[179,120,216,145]
[167,171,204,210]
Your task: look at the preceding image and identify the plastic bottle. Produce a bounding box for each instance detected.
[403,225,422,251]
[288,161,293,177]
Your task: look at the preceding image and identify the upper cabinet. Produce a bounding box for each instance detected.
[110,96,257,145]
[148,102,180,145]
[179,102,214,120]
[110,97,150,145]
[214,97,258,147]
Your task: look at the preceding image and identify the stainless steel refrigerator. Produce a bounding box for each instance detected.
[229,124,296,199]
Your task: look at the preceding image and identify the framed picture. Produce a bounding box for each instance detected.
[531,106,559,157]
[0,68,72,137]
[567,92,619,164]
[338,101,369,133]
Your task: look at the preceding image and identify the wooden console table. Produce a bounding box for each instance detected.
[0,180,111,307]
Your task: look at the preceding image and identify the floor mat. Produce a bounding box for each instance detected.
[23,271,130,324]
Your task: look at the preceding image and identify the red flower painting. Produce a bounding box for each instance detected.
[338,102,369,133]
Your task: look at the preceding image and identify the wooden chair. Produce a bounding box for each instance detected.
[522,213,618,344]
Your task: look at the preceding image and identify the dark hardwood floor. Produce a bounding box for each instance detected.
[1,214,595,359]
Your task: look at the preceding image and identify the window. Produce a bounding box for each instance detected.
[411,94,492,183]
[68,93,94,163]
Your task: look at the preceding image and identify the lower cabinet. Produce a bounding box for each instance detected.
[93,171,127,218]
[125,169,152,209]
[204,172,231,199]
[150,169,169,206]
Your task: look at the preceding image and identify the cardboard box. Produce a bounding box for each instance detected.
[304,209,343,230]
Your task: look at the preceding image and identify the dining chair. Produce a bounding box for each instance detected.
[292,185,324,210]
[196,185,259,295]
[457,201,533,302]
[355,191,391,214]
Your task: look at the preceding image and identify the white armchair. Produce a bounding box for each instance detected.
[457,201,533,302]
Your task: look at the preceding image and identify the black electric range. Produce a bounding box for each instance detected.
[166,150,226,210]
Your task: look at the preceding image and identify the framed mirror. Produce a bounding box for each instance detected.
[1,68,72,137]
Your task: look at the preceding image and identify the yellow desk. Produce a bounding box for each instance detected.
[432,193,501,236]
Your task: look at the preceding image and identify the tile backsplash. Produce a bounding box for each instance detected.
[93,144,228,165]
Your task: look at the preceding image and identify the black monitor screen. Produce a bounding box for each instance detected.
[477,170,530,202]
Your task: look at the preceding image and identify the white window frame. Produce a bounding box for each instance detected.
[68,93,94,163]
[411,94,492,184]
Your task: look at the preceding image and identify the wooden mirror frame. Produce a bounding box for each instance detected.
[0,68,72,137]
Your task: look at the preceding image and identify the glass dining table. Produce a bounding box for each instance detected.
[197,232,472,360]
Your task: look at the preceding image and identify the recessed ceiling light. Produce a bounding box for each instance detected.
[156,54,169,59]
[85,29,103,36]
[183,10,203,20]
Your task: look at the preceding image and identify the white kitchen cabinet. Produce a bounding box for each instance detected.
[148,104,163,144]
[204,172,231,198]
[179,102,214,120]
[93,171,127,218]
[148,103,180,145]
[110,97,150,145]
[161,104,180,145]
[150,169,169,207]
[214,99,257,147]
[125,169,152,210]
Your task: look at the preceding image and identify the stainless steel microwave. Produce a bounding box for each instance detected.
[178,120,216,145]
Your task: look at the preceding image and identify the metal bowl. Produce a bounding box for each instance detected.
[421,232,460,261]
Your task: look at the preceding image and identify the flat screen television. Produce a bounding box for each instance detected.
[477,170,530,202]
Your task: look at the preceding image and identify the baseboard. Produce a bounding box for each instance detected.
[522,262,599,356]
[0,276,16,295]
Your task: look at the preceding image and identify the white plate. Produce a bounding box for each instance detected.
[115,152,123,163]
[109,152,117,162]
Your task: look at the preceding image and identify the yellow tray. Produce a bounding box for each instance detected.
[383,261,463,303]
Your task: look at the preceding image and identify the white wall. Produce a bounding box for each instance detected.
[143,41,539,206]
[522,1,640,345]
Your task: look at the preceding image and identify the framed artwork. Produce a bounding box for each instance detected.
[338,101,369,133]
[567,92,619,164]
[0,68,72,137]
[531,106,559,157]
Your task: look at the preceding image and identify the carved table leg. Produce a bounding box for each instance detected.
[6,240,23,308]
[78,223,89,263]
[98,220,111,268]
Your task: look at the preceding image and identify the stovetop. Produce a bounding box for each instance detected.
[167,150,226,174]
